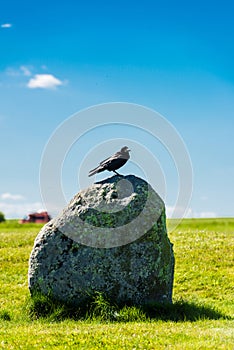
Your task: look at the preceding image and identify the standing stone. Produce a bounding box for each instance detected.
[28,175,174,306]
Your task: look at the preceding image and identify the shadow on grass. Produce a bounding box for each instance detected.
[142,300,229,322]
[24,292,231,323]
[0,309,11,321]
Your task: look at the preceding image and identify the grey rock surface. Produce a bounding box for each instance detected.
[28,175,174,306]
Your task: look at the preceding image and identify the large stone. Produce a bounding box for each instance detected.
[28,175,174,306]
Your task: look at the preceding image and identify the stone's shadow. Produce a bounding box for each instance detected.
[142,300,229,322]
[27,293,230,322]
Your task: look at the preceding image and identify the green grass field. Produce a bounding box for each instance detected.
[0,218,233,349]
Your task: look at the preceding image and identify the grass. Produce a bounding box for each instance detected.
[0,218,233,349]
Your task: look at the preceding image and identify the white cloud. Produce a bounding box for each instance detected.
[1,23,12,28]
[27,74,63,89]
[5,67,20,77]
[1,192,25,201]
[0,201,44,219]
[166,205,217,219]
[166,205,192,218]
[20,66,32,76]
[5,65,32,77]
[0,192,48,218]
[198,211,217,218]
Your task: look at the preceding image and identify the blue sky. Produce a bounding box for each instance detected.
[0,0,234,218]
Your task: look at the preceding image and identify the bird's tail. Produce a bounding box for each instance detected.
[88,166,101,177]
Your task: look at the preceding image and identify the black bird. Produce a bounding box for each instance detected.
[88,146,131,177]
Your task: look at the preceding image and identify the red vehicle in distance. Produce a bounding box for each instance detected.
[19,211,51,224]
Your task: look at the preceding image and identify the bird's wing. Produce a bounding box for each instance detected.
[99,152,121,166]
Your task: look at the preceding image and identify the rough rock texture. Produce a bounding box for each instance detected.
[29,175,174,306]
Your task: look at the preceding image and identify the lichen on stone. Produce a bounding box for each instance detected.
[28,175,174,307]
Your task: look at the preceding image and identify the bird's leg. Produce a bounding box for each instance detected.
[113,170,123,176]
